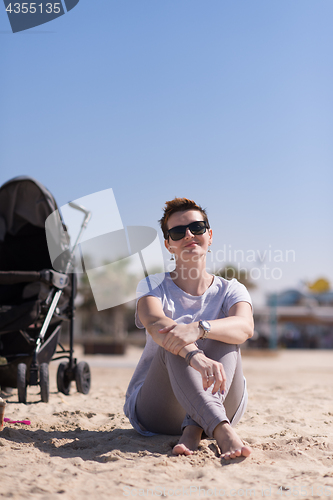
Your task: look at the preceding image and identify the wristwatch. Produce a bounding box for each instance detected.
[199,320,211,340]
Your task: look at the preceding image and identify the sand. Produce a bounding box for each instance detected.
[0,348,332,500]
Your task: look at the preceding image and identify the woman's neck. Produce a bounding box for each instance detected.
[170,262,214,296]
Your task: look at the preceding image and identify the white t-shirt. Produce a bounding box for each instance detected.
[123,272,252,435]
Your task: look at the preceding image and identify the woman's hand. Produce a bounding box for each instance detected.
[190,353,226,395]
[159,324,200,354]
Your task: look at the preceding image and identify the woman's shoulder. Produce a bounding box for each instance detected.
[213,276,250,296]
[136,272,169,299]
[214,275,244,288]
[214,276,252,308]
[139,271,167,286]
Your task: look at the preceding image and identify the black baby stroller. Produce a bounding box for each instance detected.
[0,176,91,403]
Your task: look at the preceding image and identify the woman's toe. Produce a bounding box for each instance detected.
[172,444,193,456]
[241,446,252,457]
[222,446,251,460]
[229,449,241,458]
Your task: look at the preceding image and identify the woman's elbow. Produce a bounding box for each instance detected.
[245,319,255,339]
[238,318,254,342]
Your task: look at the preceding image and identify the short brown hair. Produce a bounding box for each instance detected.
[159,198,210,240]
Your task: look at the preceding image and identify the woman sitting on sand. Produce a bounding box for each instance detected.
[124,198,253,459]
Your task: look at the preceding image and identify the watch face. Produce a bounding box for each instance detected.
[201,320,211,331]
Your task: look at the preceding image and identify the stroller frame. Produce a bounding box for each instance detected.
[0,177,92,403]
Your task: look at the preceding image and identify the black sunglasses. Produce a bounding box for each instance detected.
[167,221,208,241]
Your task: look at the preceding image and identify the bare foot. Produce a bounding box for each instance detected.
[172,425,203,456]
[213,421,251,460]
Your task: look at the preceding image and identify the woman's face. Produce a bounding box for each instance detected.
[164,209,212,262]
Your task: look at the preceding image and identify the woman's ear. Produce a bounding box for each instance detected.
[164,239,171,253]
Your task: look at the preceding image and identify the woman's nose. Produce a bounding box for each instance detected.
[184,227,194,238]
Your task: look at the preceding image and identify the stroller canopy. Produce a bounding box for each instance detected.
[0,176,58,240]
[0,176,69,273]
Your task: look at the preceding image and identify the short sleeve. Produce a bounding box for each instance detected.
[221,279,252,317]
[135,273,166,329]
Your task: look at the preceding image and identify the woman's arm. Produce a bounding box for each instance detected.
[160,302,254,354]
[136,294,182,347]
[137,295,226,393]
[137,295,202,354]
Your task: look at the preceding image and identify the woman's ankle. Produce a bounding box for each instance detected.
[183,425,203,438]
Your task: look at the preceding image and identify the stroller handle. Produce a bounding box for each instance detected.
[65,201,92,272]
[68,201,92,223]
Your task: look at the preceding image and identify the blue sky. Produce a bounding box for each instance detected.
[1,0,332,300]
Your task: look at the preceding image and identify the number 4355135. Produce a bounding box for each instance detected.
[6,3,62,14]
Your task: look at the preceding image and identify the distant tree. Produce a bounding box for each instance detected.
[215,264,256,289]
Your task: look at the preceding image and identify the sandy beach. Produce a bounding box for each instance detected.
[0,348,332,500]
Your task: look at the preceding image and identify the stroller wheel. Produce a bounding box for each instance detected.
[17,363,27,404]
[57,362,71,395]
[75,361,91,395]
[40,363,49,403]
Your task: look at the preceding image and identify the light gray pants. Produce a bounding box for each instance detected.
[135,339,247,438]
